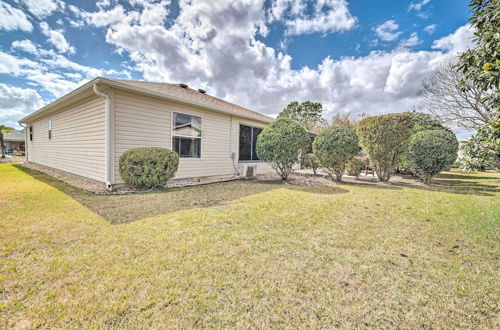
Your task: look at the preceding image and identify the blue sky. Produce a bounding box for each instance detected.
[0,0,474,137]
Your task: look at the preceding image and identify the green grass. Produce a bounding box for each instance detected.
[1,163,499,328]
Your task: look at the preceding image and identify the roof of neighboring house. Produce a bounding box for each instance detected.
[19,77,274,124]
[4,132,24,141]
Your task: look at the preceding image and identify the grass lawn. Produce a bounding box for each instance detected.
[1,164,499,328]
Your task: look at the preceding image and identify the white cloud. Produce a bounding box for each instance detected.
[40,21,76,54]
[0,2,33,32]
[0,84,44,128]
[267,0,357,36]
[19,0,63,19]
[432,25,474,55]
[408,0,431,18]
[398,32,422,48]
[374,20,401,42]
[0,49,129,99]
[424,24,437,34]
[408,0,431,12]
[11,39,39,55]
[0,51,41,76]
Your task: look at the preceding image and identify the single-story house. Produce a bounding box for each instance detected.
[19,77,277,190]
[3,131,25,155]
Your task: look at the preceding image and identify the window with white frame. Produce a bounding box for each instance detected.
[29,126,33,141]
[172,112,202,158]
[48,120,52,139]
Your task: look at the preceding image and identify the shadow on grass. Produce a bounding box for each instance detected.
[298,171,499,197]
[385,177,499,197]
[436,172,498,181]
[14,165,348,224]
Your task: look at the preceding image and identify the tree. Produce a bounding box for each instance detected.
[406,130,459,184]
[420,59,492,131]
[457,0,499,109]
[459,115,500,171]
[256,118,309,180]
[0,125,16,159]
[329,112,367,129]
[313,125,359,181]
[404,112,453,134]
[277,101,326,131]
[356,114,413,182]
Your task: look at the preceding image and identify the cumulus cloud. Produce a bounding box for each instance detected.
[432,25,475,55]
[276,0,358,35]
[398,32,423,48]
[0,2,33,32]
[79,0,475,124]
[0,84,44,128]
[20,0,63,19]
[374,20,401,42]
[11,39,38,54]
[0,49,128,98]
[40,21,76,54]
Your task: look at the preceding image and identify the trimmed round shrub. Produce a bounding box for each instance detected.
[313,125,359,181]
[256,118,310,180]
[406,130,459,184]
[302,153,320,175]
[357,113,413,182]
[399,112,454,173]
[119,147,179,188]
[345,157,365,178]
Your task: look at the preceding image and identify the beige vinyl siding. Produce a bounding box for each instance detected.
[26,95,105,182]
[113,89,274,183]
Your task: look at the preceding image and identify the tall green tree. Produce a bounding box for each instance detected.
[457,0,499,169]
[457,0,499,109]
[0,125,16,159]
[277,101,325,131]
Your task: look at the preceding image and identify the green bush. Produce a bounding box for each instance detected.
[406,130,459,184]
[313,125,358,181]
[345,157,365,178]
[256,118,309,180]
[119,147,179,188]
[404,112,453,135]
[399,112,454,173]
[357,113,413,182]
[302,153,320,175]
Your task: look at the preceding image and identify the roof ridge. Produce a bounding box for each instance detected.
[105,77,274,121]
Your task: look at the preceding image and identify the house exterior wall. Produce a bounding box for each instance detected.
[112,89,273,184]
[26,95,106,182]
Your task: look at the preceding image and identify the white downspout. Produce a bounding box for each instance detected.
[93,84,112,191]
[19,123,28,161]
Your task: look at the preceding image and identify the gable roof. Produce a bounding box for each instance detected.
[107,78,274,122]
[19,77,274,124]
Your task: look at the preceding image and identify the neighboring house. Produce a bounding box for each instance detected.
[19,78,276,190]
[3,131,25,155]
